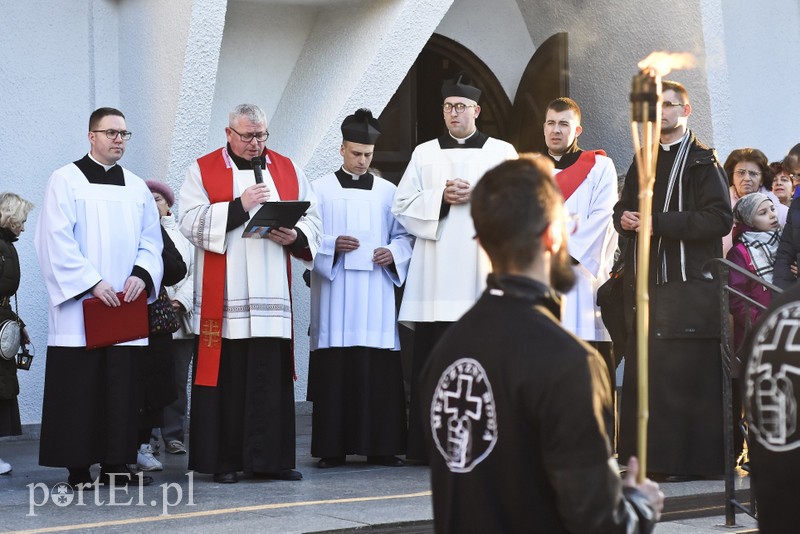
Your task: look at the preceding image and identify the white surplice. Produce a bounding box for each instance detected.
[392,137,517,325]
[310,172,413,351]
[34,162,164,347]
[557,153,618,341]
[179,153,321,340]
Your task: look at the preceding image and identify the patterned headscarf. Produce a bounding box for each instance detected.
[733,192,770,227]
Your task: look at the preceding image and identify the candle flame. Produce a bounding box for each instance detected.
[638,51,696,77]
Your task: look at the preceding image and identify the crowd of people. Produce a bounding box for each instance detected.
[4,71,800,532]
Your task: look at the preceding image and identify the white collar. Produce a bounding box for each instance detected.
[449,129,477,145]
[341,166,363,180]
[660,131,689,151]
[88,152,117,171]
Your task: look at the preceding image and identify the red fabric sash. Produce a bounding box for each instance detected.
[194,147,299,387]
[555,150,606,201]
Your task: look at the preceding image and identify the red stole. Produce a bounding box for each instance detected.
[555,150,606,201]
[195,147,299,387]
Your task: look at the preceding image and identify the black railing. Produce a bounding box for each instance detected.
[703,257,783,526]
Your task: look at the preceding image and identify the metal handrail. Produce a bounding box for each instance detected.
[703,257,783,526]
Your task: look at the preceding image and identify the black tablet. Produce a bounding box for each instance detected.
[242,200,311,238]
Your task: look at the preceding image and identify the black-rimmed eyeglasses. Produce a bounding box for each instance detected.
[442,103,477,114]
[91,129,132,140]
[229,126,269,143]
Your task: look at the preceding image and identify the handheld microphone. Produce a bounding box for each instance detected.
[251,156,264,184]
[251,156,267,205]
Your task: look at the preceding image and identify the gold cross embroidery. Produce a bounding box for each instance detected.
[200,318,222,349]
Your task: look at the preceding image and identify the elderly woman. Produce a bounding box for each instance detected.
[770,161,794,208]
[0,192,34,475]
[723,148,787,255]
[143,180,195,461]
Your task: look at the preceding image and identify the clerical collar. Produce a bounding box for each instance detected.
[227,143,266,170]
[449,128,477,145]
[334,168,373,190]
[340,166,363,180]
[438,130,489,149]
[660,131,689,151]
[548,141,582,170]
[73,154,125,186]
[88,152,116,171]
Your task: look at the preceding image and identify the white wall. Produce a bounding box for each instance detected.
[116,0,195,182]
[435,0,535,103]
[710,0,800,162]
[208,1,317,153]
[0,1,101,425]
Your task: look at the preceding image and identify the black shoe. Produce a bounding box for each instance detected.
[213,472,239,484]
[99,464,153,487]
[317,457,346,468]
[252,469,303,481]
[367,455,405,467]
[67,468,94,490]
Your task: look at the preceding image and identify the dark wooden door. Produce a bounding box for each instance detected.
[508,32,570,153]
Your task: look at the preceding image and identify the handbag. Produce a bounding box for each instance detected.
[653,279,722,339]
[0,294,22,361]
[597,239,628,353]
[148,287,180,335]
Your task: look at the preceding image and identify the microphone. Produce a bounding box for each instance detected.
[251,156,264,184]
[251,156,267,205]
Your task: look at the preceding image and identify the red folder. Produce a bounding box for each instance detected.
[82,292,149,349]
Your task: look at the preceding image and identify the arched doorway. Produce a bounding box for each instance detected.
[372,34,511,184]
[372,32,569,183]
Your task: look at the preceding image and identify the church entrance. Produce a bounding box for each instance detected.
[374,31,570,394]
[372,32,569,183]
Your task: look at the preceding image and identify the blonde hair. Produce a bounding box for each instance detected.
[0,192,34,233]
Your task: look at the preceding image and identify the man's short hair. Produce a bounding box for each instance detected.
[471,154,561,272]
[546,97,581,123]
[723,147,772,187]
[89,107,125,131]
[661,80,690,104]
[229,104,266,127]
[782,143,800,171]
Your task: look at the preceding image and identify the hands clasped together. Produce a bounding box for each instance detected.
[443,178,471,205]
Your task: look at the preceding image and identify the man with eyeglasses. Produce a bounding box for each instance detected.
[392,72,517,464]
[613,80,733,480]
[543,97,618,414]
[178,103,321,484]
[35,107,164,488]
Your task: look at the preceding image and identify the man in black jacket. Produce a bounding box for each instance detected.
[613,80,733,479]
[742,283,800,534]
[421,155,663,533]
